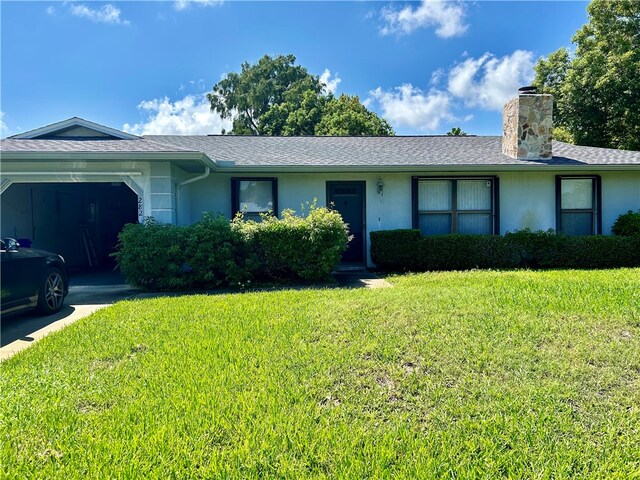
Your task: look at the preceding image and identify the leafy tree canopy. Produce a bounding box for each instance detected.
[208,54,394,136]
[533,0,640,150]
[316,95,394,136]
[446,127,467,136]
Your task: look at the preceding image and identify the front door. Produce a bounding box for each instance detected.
[327,181,365,264]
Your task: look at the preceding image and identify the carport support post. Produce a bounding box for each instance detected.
[149,163,177,224]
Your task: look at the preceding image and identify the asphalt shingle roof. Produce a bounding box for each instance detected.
[148,135,640,167]
[0,137,197,154]
[2,135,640,167]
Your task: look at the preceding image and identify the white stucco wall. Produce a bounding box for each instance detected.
[149,162,176,224]
[499,170,640,234]
[187,172,415,227]
[601,171,640,233]
[499,172,557,233]
[185,169,640,266]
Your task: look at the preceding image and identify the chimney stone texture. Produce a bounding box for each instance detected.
[502,94,553,160]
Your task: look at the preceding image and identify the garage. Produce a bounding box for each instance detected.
[1,182,139,269]
[0,117,211,271]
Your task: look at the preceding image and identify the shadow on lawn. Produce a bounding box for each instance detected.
[133,272,391,299]
[1,305,77,347]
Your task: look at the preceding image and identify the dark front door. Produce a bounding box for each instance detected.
[327,181,365,264]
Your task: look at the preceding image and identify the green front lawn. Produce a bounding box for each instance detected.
[2,270,639,478]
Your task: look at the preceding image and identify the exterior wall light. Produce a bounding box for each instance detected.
[377,178,384,196]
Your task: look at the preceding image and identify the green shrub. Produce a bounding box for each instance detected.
[114,204,349,290]
[371,230,518,271]
[112,218,190,291]
[113,214,249,291]
[612,210,640,236]
[418,235,518,270]
[370,229,421,271]
[505,229,640,268]
[370,228,640,272]
[181,213,251,288]
[561,235,640,268]
[505,229,568,268]
[232,203,349,282]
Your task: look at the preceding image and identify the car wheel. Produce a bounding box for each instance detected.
[37,267,66,315]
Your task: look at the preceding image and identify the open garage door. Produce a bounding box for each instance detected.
[1,182,138,270]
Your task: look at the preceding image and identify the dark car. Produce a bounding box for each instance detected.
[1,238,69,317]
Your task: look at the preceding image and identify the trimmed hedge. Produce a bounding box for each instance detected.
[370,229,640,272]
[369,229,421,271]
[417,234,519,270]
[113,206,349,291]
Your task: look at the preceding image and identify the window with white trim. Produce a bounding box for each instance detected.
[231,177,278,221]
[413,177,498,235]
[556,175,601,235]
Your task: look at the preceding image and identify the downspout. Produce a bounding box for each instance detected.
[176,167,210,225]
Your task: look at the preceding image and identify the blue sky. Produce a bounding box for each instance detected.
[1,1,589,137]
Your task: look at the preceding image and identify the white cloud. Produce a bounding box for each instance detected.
[369,84,455,131]
[366,49,533,132]
[319,69,341,95]
[380,0,467,38]
[123,94,232,135]
[0,111,10,138]
[46,5,55,15]
[174,0,224,11]
[447,50,534,110]
[430,68,444,86]
[69,3,130,25]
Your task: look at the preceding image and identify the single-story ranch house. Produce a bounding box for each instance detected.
[1,91,639,268]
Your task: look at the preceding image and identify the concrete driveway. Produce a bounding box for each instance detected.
[1,269,138,360]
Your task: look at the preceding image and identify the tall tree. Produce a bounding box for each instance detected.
[315,95,394,136]
[446,127,467,136]
[533,48,571,124]
[534,0,640,150]
[259,90,328,136]
[208,54,394,136]
[208,54,322,135]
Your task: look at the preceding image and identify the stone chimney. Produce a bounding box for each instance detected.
[502,86,553,160]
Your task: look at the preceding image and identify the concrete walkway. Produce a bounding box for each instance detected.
[1,270,391,361]
[332,271,393,289]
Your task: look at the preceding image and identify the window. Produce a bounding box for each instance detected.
[231,177,278,221]
[556,176,601,235]
[412,177,498,235]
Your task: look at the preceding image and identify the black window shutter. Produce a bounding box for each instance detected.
[595,175,602,235]
[555,175,562,232]
[493,176,500,235]
[231,177,239,218]
[411,176,418,229]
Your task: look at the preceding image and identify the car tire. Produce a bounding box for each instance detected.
[37,267,66,315]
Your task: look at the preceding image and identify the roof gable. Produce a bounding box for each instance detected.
[10,117,138,140]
